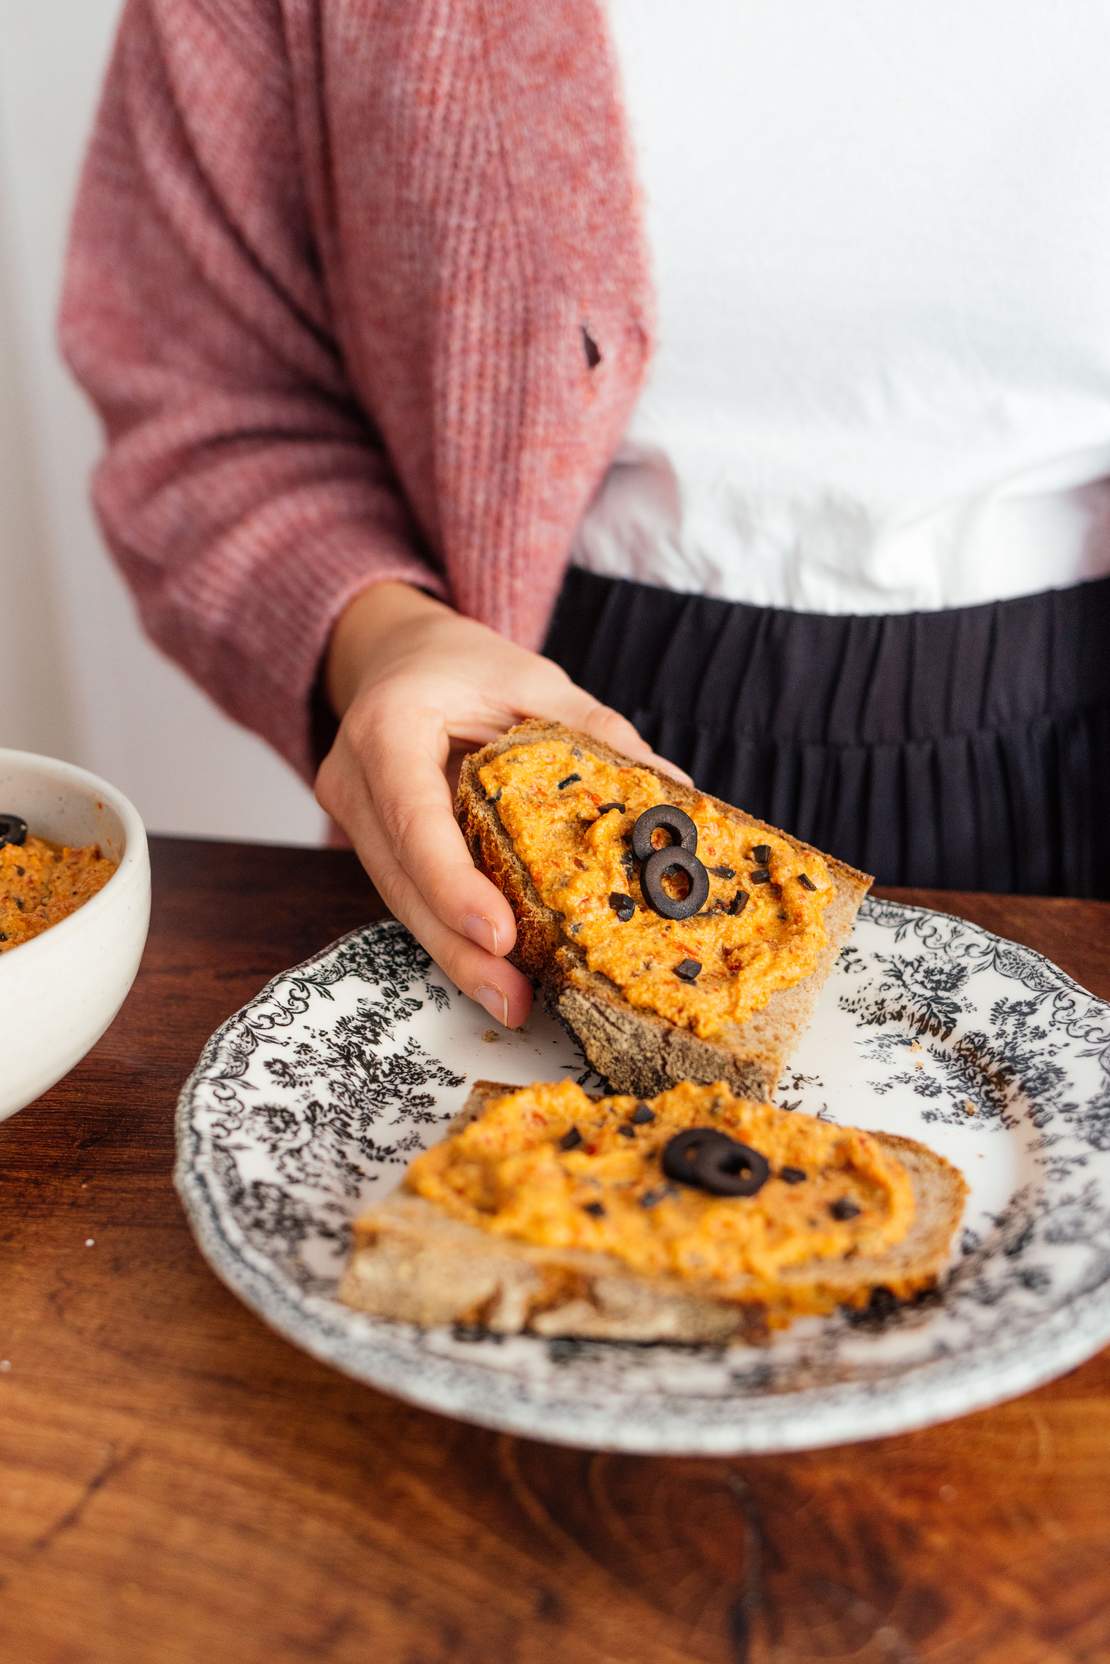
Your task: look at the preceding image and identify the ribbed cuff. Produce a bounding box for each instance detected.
[271,531,449,783]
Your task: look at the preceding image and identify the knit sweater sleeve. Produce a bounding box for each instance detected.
[58,0,446,781]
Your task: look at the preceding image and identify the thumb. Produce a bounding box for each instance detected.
[528,675,694,788]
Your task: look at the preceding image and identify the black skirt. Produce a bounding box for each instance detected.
[541,567,1110,897]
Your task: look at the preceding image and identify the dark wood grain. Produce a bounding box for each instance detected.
[2,837,1108,1664]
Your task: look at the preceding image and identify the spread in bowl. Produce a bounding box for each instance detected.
[0,816,117,953]
[478,739,833,1038]
[406,1079,914,1287]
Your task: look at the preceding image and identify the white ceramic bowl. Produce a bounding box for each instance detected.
[0,749,151,1121]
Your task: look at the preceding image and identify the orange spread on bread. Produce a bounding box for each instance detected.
[406,1080,914,1286]
[479,739,833,1039]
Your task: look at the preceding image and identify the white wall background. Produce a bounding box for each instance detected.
[0,0,322,843]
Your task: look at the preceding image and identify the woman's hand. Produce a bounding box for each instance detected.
[315,581,691,1029]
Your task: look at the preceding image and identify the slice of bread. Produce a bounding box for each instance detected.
[339,1081,968,1342]
[456,719,872,1098]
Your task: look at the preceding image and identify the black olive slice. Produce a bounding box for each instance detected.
[640,846,709,920]
[630,804,698,863]
[660,1127,771,1198]
[0,814,28,849]
[661,1127,732,1185]
[693,1138,771,1197]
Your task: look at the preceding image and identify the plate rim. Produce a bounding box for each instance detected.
[174,900,1110,1454]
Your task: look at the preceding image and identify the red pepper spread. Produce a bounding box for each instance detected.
[479,740,834,1039]
[0,834,116,952]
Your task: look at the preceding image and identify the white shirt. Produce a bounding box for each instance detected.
[574,1,1110,613]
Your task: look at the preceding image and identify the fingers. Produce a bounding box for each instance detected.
[521,664,694,787]
[363,703,519,949]
[317,739,533,1028]
[314,630,694,1044]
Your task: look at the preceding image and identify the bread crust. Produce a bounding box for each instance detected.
[455,719,873,1097]
[339,1081,969,1341]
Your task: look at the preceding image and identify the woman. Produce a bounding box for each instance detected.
[61,2,1110,1030]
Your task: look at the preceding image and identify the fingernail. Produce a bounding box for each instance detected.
[475,984,509,1026]
[463,912,501,954]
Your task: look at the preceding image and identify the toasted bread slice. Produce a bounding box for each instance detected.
[456,719,872,1098]
[339,1081,968,1342]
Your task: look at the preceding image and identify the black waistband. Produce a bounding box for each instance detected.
[541,569,1110,894]
[544,568,1110,748]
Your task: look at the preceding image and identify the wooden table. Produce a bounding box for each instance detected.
[3,837,1109,1664]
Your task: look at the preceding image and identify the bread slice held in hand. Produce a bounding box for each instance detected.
[339,1079,968,1343]
[456,719,872,1098]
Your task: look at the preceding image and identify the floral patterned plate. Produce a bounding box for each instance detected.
[175,900,1110,1454]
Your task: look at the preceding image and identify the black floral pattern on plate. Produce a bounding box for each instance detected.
[175,905,1110,1453]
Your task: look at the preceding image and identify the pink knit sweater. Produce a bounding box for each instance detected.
[59,0,654,780]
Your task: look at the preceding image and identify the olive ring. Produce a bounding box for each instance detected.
[640,846,710,921]
[0,813,28,850]
[692,1136,770,1198]
[661,1127,771,1198]
[661,1127,727,1184]
[630,804,698,863]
